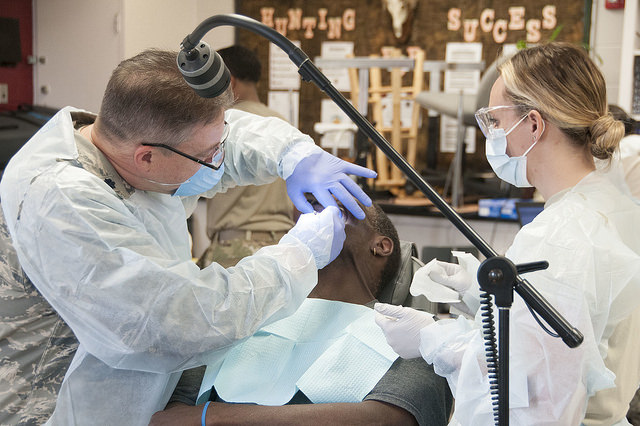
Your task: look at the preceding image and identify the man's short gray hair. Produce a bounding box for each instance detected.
[96,49,234,147]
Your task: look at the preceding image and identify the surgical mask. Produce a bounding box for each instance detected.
[142,121,229,196]
[173,162,224,197]
[486,125,537,188]
[476,106,543,187]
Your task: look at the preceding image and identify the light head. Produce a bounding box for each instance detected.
[177,41,231,98]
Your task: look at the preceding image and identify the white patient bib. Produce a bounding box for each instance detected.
[197,298,398,405]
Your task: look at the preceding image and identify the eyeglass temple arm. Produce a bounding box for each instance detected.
[142,143,221,170]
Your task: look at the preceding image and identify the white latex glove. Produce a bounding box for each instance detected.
[374,303,435,359]
[285,206,345,269]
[410,252,481,317]
[428,260,473,294]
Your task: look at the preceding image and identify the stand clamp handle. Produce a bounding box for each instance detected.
[478,257,549,308]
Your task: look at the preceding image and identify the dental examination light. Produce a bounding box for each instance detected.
[178,14,583,424]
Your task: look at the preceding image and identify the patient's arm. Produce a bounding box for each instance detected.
[152,358,451,426]
[149,400,417,426]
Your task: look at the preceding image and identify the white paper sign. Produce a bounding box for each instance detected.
[444,70,481,95]
[444,42,482,95]
[440,115,476,154]
[317,99,357,155]
[444,43,482,94]
[268,90,300,128]
[445,42,483,63]
[379,94,416,129]
[269,41,301,90]
[440,42,481,154]
[319,41,355,92]
[320,98,350,124]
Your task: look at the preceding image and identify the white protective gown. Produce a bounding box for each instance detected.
[419,172,640,425]
[619,134,640,200]
[0,107,327,425]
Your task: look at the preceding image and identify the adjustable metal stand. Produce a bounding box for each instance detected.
[477,257,549,425]
[180,14,585,424]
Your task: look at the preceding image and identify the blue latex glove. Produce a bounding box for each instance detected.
[286,206,346,269]
[286,151,377,220]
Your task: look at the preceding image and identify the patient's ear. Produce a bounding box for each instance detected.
[372,236,393,257]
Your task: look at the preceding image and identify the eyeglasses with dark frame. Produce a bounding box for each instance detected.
[142,121,229,170]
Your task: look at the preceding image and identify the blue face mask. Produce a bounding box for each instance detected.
[486,131,532,188]
[173,163,224,197]
[485,115,542,188]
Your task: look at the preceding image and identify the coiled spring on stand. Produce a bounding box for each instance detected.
[480,290,500,425]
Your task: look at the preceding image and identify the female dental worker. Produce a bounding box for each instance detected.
[375,42,640,425]
[0,49,376,425]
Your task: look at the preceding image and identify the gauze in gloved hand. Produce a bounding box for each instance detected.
[285,206,346,269]
[286,151,377,220]
[410,251,481,317]
[373,303,435,359]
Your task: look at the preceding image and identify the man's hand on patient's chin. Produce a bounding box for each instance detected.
[149,402,201,426]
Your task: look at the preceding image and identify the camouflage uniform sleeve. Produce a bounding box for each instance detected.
[0,201,79,425]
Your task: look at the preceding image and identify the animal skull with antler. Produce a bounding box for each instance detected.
[382,0,418,41]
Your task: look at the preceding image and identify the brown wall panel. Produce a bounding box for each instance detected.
[235,0,585,175]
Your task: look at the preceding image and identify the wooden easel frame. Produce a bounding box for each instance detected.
[350,48,424,196]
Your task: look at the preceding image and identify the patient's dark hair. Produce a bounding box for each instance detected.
[369,204,401,296]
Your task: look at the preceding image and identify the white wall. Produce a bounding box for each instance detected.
[589,0,626,107]
[616,0,640,117]
[197,0,235,51]
[33,0,122,112]
[33,0,236,112]
[123,0,198,57]
[121,0,235,58]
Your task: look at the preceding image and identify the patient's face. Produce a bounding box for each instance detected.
[306,199,394,303]
[343,206,375,256]
[307,200,374,260]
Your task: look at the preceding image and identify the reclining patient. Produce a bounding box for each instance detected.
[150,202,452,426]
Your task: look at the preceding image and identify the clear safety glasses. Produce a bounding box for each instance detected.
[142,121,229,170]
[475,106,528,138]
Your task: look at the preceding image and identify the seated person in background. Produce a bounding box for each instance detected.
[151,202,453,426]
[197,45,294,268]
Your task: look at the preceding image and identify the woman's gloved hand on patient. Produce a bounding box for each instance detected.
[425,260,474,293]
[411,256,482,317]
[374,303,435,359]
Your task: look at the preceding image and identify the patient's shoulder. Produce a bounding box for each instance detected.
[365,358,453,426]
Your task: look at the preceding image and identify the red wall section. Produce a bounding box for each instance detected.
[0,0,33,112]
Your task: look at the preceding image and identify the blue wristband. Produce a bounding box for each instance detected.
[201,401,211,426]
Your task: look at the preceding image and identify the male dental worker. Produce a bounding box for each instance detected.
[0,48,376,425]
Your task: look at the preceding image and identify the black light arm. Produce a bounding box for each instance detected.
[179,13,582,349]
